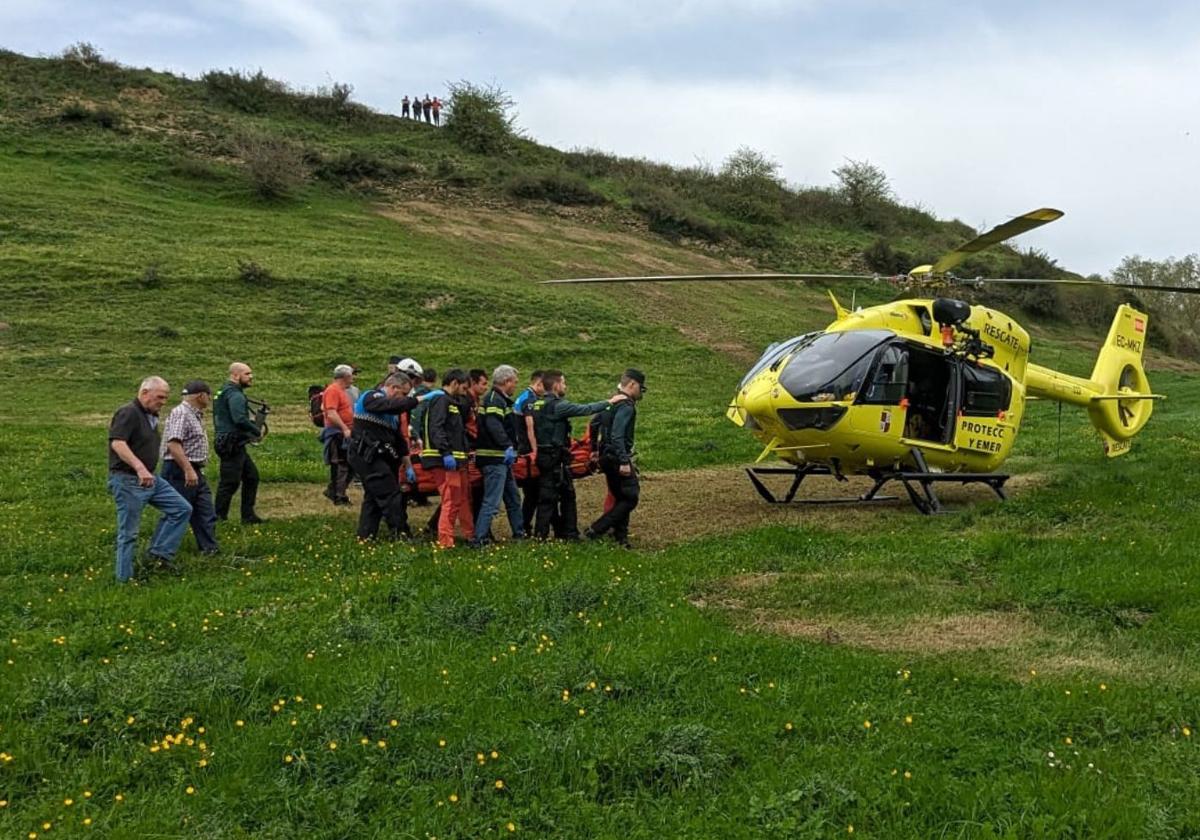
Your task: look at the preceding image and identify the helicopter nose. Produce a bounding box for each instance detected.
[736,378,777,427]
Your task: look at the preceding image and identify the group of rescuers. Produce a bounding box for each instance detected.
[106,358,646,582]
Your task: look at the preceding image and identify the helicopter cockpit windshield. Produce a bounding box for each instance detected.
[777,330,893,402]
[739,333,818,390]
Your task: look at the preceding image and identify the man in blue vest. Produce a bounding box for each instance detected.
[346,373,439,540]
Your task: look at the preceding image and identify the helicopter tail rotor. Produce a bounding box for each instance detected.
[1085,304,1160,455]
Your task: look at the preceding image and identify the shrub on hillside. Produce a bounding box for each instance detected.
[563,147,622,178]
[863,239,915,275]
[237,260,273,285]
[630,186,725,243]
[834,158,895,229]
[168,155,222,181]
[444,81,520,155]
[58,101,121,129]
[202,69,288,114]
[60,42,116,70]
[720,146,782,184]
[295,82,372,124]
[505,169,606,206]
[313,149,411,186]
[236,133,305,199]
[137,265,163,290]
[783,186,853,227]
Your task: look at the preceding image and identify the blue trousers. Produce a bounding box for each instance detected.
[107,473,192,582]
[474,463,524,542]
[154,460,219,553]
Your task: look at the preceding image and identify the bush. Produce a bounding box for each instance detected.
[863,239,915,275]
[137,265,163,290]
[168,155,221,181]
[295,82,372,124]
[834,158,895,229]
[58,101,121,129]
[505,169,606,205]
[630,186,725,243]
[60,42,115,70]
[236,133,304,199]
[313,149,408,186]
[444,81,520,155]
[237,260,273,285]
[720,146,782,184]
[202,69,288,114]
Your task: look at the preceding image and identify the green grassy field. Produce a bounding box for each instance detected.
[2,50,1199,838]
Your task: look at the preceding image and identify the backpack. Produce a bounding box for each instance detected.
[307,386,325,428]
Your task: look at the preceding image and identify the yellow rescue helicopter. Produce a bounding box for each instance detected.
[546,209,1200,513]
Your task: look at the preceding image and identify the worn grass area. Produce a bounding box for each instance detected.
[2,49,1200,840]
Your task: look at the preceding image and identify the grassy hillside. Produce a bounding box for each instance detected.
[1,47,1199,838]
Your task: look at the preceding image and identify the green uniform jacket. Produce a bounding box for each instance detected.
[531,394,612,450]
[594,400,637,465]
[213,381,260,440]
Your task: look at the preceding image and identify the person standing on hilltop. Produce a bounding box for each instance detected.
[401,95,411,119]
[213,362,265,525]
[155,379,220,557]
[431,96,442,126]
[422,94,432,123]
[586,369,646,548]
[412,94,422,119]
[107,376,193,581]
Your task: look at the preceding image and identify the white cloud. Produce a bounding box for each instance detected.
[460,0,804,35]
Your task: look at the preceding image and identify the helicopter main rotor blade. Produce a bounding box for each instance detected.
[953,276,1200,295]
[925,208,1064,275]
[542,272,881,285]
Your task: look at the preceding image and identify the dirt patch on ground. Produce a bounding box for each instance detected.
[375,200,732,279]
[747,609,1039,653]
[257,484,362,520]
[253,466,1044,546]
[119,86,165,104]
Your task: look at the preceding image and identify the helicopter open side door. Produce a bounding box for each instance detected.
[899,345,959,447]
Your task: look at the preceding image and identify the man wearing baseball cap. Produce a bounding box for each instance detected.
[153,379,220,557]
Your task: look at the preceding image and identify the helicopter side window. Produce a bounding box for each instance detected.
[961,363,1012,416]
[860,344,909,405]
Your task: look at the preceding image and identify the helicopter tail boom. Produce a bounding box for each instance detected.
[1026,304,1159,456]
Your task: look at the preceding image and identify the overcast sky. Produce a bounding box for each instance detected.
[4,1,1198,275]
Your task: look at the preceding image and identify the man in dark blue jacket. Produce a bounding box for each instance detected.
[347,373,438,540]
[530,370,628,540]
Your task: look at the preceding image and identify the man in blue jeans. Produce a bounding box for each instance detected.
[107,376,193,582]
[153,379,219,555]
[470,364,524,547]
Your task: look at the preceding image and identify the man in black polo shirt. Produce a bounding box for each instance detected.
[107,376,193,582]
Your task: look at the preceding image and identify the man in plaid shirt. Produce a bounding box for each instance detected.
[153,379,220,556]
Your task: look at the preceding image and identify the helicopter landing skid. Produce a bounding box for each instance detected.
[745,465,899,507]
[746,451,1009,516]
